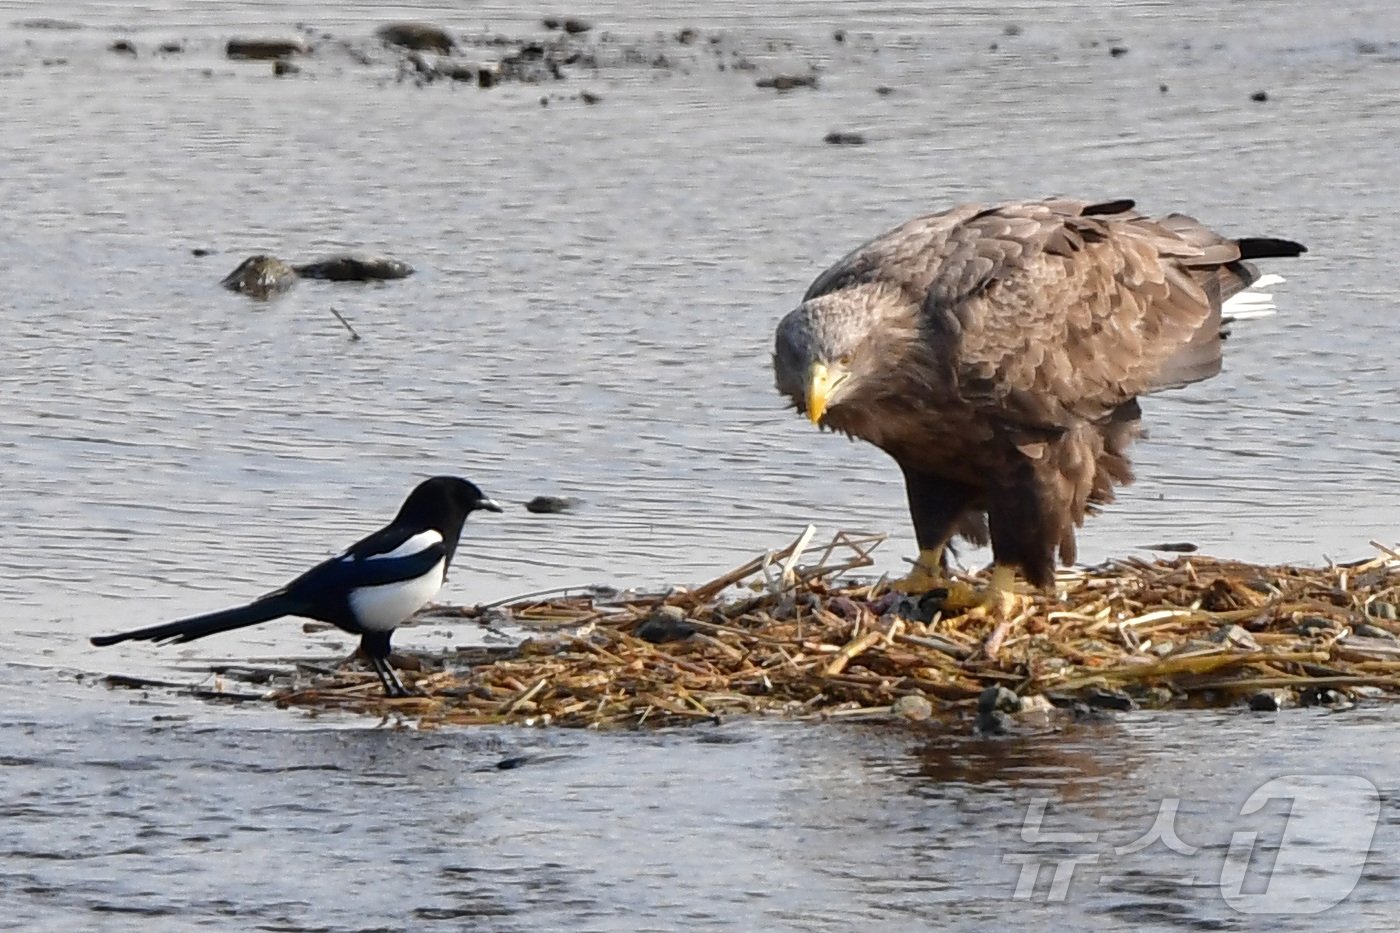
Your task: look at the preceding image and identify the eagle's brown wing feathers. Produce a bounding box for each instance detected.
[925,199,1257,433]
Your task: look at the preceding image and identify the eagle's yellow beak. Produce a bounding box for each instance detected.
[805,362,846,425]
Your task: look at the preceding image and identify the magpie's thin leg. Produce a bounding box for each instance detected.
[369,654,413,698]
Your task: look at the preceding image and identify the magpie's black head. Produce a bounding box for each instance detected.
[396,476,503,533]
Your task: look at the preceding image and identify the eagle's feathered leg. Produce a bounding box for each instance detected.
[892,466,982,605]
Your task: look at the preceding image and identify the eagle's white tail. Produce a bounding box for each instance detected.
[1222,273,1286,321]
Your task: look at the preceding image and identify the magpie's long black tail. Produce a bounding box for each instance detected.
[90,595,304,647]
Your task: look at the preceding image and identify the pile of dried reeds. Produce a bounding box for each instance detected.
[208,530,1400,729]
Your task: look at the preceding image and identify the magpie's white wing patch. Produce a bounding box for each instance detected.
[349,558,446,632]
[344,529,443,563]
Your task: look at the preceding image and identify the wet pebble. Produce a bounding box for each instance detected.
[226,37,306,60]
[524,495,579,514]
[1212,623,1261,650]
[1109,45,1128,57]
[273,59,300,76]
[892,694,933,721]
[1248,691,1284,712]
[976,685,1019,734]
[1017,693,1054,714]
[158,41,183,54]
[1298,685,1346,707]
[1083,686,1136,711]
[109,39,136,56]
[636,605,696,644]
[1251,90,1269,102]
[823,131,866,146]
[376,22,455,54]
[756,74,817,90]
[1134,685,1176,707]
[221,255,297,299]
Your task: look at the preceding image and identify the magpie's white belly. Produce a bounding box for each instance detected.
[347,559,445,632]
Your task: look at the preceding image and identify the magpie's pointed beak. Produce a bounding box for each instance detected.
[476,497,504,513]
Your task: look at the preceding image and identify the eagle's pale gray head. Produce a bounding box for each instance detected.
[773,283,919,424]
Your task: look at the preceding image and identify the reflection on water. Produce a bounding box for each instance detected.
[2,0,1400,928]
[3,684,1397,931]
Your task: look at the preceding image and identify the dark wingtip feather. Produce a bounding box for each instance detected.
[1237,237,1307,259]
[1083,199,1136,216]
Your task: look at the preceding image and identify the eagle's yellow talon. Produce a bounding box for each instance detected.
[892,548,946,594]
[939,581,985,612]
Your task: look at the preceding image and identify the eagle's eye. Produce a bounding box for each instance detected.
[837,352,853,367]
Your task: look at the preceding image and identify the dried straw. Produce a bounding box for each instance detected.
[208,531,1400,729]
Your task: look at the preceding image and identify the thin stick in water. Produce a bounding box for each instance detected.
[330,307,361,341]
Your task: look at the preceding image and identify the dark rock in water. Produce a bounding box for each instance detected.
[273,59,300,76]
[1248,691,1283,712]
[823,131,865,146]
[292,255,414,281]
[221,256,297,299]
[226,37,307,60]
[541,16,592,34]
[1140,541,1196,553]
[191,247,215,257]
[1003,23,1023,37]
[580,90,602,104]
[756,74,817,90]
[1083,686,1136,711]
[676,28,698,45]
[525,495,579,514]
[1109,45,1128,57]
[976,685,1019,734]
[875,85,894,96]
[636,605,696,644]
[159,41,184,54]
[376,22,455,54]
[1250,90,1269,102]
[832,29,846,43]
[109,39,137,56]
[1299,685,1345,707]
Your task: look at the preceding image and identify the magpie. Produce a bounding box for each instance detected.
[91,476,503,697]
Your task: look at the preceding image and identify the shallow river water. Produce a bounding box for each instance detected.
[2,0,1399,929]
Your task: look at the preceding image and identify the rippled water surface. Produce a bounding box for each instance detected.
[2,0,1399,928]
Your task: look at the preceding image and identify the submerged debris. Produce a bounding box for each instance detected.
[221,253,414,297]
[226,37,306,61]
[756,74,817,90]
[293,254,414,281]
[187,532,1400,730]
[220,255,297,299]
[376,22,455,54]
